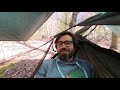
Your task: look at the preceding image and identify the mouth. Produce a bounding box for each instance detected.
[60,50,69,55]
[60,50,69,52]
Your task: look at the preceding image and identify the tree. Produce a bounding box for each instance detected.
[69,12,79,33]
[57,12,72,32]
[110,32,118,50]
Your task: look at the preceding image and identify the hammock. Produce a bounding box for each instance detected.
[75,34,120,78]
[31,32,120,78]
[31,12,120,78]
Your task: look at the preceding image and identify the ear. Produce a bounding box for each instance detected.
[55,45,57,49]
[52,44,57,52]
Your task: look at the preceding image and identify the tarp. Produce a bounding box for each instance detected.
[76,12,120,37]
[0,12,119,41]
[0,12,53,41]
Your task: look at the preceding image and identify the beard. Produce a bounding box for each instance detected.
[58,48,75,61]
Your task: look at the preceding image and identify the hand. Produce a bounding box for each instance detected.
[66,75,70,78]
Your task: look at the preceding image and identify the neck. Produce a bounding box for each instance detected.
[58,55,74,62]
[67,57,74,62]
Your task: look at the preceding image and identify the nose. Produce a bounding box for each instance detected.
[61,43,67,48]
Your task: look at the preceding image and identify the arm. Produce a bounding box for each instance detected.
[90,64,98,78]
[81,59,98,78]
[34,61,47,78]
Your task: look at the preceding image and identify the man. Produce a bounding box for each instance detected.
[35,31,97,78]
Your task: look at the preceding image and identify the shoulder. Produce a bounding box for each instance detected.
[77,57,90,64]
[38,59,55,71]
[41,56,59,67]
[42,59,55,65]
[81,59,91,65]
[77,58,94,68]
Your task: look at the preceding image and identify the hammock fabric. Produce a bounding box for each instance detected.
[51,32,120,78]
[75,34,120,78]
[31,12,120,78]
[32,33,120,78]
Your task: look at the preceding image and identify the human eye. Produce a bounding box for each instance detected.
[57,41,63,45]
[65,41,72,45]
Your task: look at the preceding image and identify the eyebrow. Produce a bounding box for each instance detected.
[57,40,72,42]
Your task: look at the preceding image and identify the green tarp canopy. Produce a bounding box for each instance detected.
[0,12,53,41]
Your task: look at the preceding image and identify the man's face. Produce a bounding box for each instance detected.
[56,35,75,61]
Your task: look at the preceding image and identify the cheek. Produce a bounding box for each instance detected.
[70,47,75,52]
[56,46,60,52]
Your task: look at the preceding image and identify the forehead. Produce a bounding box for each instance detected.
[58,35,72,41]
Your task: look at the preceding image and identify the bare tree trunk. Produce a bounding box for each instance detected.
[69,12,79,34]
[65,12,67,30]
[110,32,118,49]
